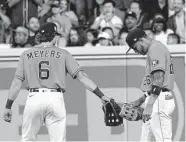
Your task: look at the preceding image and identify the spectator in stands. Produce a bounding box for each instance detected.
[84,28,98,47]
[27,17,40,46]
[47,0,72,37]
[69,0,86,23]
[92,0,105,19]
[118,28,128,45]
[149,0,169,22]
[12,26,31,48]
[113,0,126,11]
[152,13,174,44]
[6,0,43,29]
[123,11,138,32]
[60,0,79,27]
[91,0,123,37]
[167,33,180,44]
[102,27,114,40]
[96,32,112,46]
[129,0,148,28]
[102,26,118,44]
[67,27,86,47]
[0,6,11,43]
[38,0,53,18]
[90,0,125,23]
[53,20,67,47]
[167,0,185,44]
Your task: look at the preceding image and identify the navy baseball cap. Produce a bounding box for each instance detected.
[51,0,60,7]
[38,22,61,36]
[125,11,137,20]
[103,0,116,7]
[126,28,146,54]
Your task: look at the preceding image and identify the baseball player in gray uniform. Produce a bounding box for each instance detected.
[125,28,176,142]
[3,22,110,142]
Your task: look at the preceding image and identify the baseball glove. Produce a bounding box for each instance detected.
[119,103,144,121]
[102,99,123,126]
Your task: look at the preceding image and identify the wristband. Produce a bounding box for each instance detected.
[5,99,14,109]
[93,87,104,98]
[151,85,161,96]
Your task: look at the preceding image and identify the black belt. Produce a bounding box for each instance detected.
[147,88,170,95]
[162,88,170,92]
[30,88,61,92]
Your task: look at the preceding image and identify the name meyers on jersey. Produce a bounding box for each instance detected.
[27,50,62,59]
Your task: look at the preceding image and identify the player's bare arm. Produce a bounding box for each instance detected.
[76,71,110,102]
[3,77,23,123]
[142,70,165,122]
[129,94,146,107]
[147,70,164,106]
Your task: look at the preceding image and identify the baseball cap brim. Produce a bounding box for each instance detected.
[56,32,61,36]
[126,47,132,54]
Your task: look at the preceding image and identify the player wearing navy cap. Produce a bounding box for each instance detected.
[3,22,111,141]
[123,28,176,141]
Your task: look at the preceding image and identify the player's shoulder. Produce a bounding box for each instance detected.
[57,48,72,55]
[19,48,33,57]
[150,40,169,54]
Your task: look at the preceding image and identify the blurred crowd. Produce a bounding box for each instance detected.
[0,0,185,48]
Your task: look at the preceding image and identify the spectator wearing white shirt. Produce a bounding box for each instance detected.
[152,14,173,45]
[91,0,123,37]
[167,0,185,44]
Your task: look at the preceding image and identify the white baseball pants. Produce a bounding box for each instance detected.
[140,91,176,142]
[21,89,66,142]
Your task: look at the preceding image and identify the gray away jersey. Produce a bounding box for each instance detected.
[141,40,175,92]
[14,46,82,92]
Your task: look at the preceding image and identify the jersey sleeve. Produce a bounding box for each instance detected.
[14,52,25,81]
[148,47,166,73]
[65,51,83,79]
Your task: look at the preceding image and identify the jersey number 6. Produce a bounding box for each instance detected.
[39,61,50,79]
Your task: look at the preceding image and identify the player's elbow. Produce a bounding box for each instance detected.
[11,77,23,91]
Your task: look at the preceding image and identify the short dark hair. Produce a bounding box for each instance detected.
[130,0,143,10]
[102,27,114,34]
[168,33,180,44]
[86,28,98,38]
[103,0,116,7]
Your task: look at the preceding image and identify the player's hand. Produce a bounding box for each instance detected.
[101,96,111,104]
[142,105,152,123]
[3,108,12,123]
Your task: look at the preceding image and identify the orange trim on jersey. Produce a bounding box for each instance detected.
[14,74,24,81]
[72,68,83,79]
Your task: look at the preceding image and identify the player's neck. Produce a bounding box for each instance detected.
[40,42,54,48]
[144,38,153,51]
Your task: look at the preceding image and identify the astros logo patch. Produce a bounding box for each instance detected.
[152,60,159,67]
